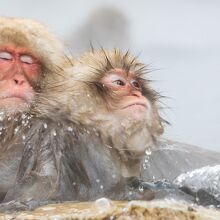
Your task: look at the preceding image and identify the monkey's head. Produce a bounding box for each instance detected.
[0,17,64,115]
[62,49,164,139]
[33,49,165,159]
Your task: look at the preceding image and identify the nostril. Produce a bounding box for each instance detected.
[14,79,19,84]
[14,79,24,85]
[132,91,141,97]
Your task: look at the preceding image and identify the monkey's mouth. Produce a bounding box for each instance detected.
[1,94,27,102]
[123,102,147,109]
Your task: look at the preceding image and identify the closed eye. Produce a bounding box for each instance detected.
[0,51,12,60]
[20,55,34,64]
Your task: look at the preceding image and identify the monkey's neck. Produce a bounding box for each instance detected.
[82,112,155,164]
[100,116,154,161]
[121,159,142,178]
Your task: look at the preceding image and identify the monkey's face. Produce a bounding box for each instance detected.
[101,68,150,121]
[0,44,41,114]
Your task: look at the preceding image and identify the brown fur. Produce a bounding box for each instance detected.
[35,49,164,133]
[0,17,64,71]
[0,16,66,201]
[32,49,165,176]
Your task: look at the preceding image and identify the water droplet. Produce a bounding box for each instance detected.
[145,148,152,156]
[43,123,48,129]
[112,174,116,179]
[95,198,112,211]
[21,114,27,119]
[138,185,144,192]
[14,127,19,134]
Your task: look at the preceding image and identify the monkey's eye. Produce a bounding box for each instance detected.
[112,79,126,86]
[20,55,34,64]
[131,80,141,89]
[0,51,12,60]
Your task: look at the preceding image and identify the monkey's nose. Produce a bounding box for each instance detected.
[131,90,142,97]
[13,72,27,85]
[13,78,25,85]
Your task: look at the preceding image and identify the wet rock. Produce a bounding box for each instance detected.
[0,199,220,220]
[174,165,220,207]
[141,139,220,182]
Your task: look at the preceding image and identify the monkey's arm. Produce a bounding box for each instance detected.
[2,119,156,206]
[4,121,94,205]
[0,118,30,202]
[2,119,105,204]
[0,144,23,202]
[3,120,61,203]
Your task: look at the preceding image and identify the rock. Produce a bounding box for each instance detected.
[141,139,220,182]
[0,199,220,220]
[174,165,220,207]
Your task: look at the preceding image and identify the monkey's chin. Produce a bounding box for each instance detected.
[125,104,146,111]
[0,97,30,114]
[120,105,147,121]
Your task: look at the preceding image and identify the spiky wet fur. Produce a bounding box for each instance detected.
[33,49,165,163]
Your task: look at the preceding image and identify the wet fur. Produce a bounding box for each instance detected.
[0,16,66,201]
[2,49,165,204]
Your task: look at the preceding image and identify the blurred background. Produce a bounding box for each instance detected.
[1,0,220,151]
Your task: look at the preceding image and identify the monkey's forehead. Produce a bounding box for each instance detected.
[79,49,146,73]
[0,16,64,67]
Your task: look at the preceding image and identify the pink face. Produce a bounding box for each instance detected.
[0,45,40,113]
[101,69,150,120]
